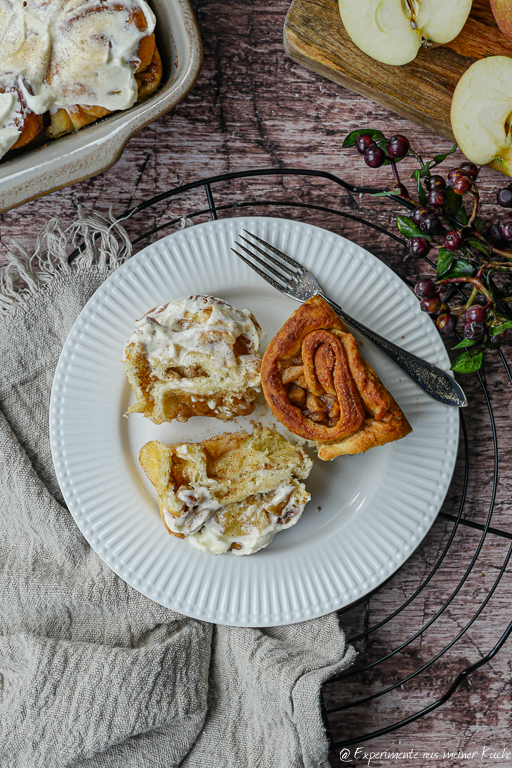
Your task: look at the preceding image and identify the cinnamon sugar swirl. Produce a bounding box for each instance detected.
[261,295,412,460]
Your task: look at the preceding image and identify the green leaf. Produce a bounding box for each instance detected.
[455,207,468,225]
[433,143,457,165]
[418,162,433,178]
[410,168,427,203]
[342,129,385,148]
[442,259,475,279]
[411,162,435,179]
[451,349,484,373]
[436,247,454,278]
[396,214,425,239]
[452,337,477,349]
[490,319,512,336]
[445,187,462,215]
[487,275,505,302]
[416,176,427,205]
[465,237,490,256]
[473,216,485,234]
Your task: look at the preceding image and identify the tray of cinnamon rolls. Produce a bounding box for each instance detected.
[0,0,202,211]
[50,217,459,624]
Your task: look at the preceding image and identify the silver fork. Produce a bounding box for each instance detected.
[232,230,467,408]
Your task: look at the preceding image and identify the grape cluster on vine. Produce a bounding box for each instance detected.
[344,128,512,373]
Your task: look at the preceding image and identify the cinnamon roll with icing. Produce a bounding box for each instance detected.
[139,427,312,555]
[261,295,412,460]
[124,295,263,423]
[0,0,162,159]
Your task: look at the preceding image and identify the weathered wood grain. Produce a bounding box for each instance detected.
[284,0,512,142]
[1,1,512,765]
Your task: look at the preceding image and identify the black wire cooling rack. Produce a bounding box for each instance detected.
[71,167,512,749]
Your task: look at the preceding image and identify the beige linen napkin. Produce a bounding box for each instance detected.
[0,211,356,768]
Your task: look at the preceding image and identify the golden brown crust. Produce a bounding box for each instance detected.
[135,31,156,73]
[261,295,412,460]
[135,45,162,101]
[139,440,185,537]
[11,111,43,148]
[0,85,44,149]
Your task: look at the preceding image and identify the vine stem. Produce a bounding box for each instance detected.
[437,276,493,303]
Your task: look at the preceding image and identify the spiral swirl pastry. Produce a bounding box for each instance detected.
[261,295,412,460]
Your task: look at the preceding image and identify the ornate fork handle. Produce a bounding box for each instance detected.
[323,295,467,408]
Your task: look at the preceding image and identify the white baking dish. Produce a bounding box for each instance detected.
[0,0,202,212]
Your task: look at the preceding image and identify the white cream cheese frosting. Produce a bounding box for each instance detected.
[0,92,20,156]
[0,0,156,159]
[127,295,262,395]
[163,486,222,536]
[188,482,310,556]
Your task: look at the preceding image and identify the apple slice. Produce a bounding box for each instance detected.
[490,0,512,43]
[451,56,512,177]
[338,0,472,66]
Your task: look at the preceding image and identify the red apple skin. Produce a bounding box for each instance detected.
[491,0,512,42]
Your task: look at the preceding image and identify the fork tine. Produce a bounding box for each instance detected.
[242,230,303,271]
[231,248,287,293]
[238,235,296,278]
[234,241,292,283]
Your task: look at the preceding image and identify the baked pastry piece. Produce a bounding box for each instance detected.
[124,295,263,423]
[261,295,412,461]
[139,427,313,555]
[0,0,162,157]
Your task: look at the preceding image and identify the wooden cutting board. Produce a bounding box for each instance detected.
[283,0,512,141]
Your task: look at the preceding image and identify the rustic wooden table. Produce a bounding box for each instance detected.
[2,2,511,766]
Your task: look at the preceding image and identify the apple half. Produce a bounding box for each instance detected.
[338,0,472,66]
[451,56,512,177]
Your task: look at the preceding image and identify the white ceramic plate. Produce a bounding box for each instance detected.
[50,216,459,626]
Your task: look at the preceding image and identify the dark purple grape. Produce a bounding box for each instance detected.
[414,278,437,299]
[419,213,440,235]
[464,320,485,341]
[356,134,376,155]
[460,162,478,181]
[394,183,409,197]
[408,237,431,258]
[436,313,456,334]
[448,168,472,195]
[497,188,512,208]
[426,189,448,208]
[364,146,386,168]
[490,223,505,242]
[412,206,429,225]
[498,217,512,241]
[444,230,464,251]
[387,135,410,159]
[466,305,486,323]
[420,296,442,314]
[426,174,446,191]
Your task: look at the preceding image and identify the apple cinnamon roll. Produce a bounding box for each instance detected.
[139,427,312,555]
[124,295,263,424]
[261,295,412,460]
